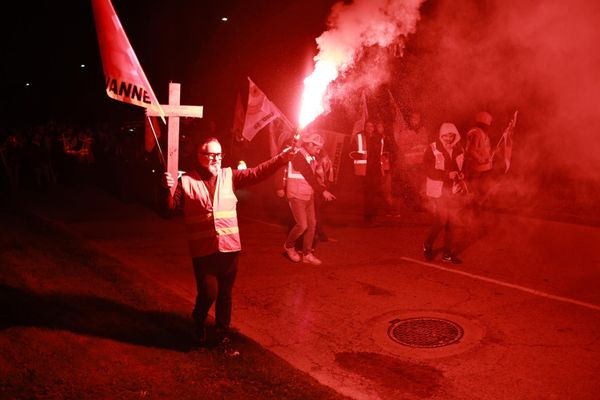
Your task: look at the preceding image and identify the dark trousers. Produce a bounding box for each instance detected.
[425,196,459,255]
[364,174,394,222]
[191,251,239,330]
[467,170,492,211]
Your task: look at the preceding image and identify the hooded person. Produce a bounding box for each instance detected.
[422,122,465,264]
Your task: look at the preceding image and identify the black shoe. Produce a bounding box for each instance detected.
[423,245,434,261]
[442,254,462,264]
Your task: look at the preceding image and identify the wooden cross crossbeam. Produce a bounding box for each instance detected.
[146,82,203,196]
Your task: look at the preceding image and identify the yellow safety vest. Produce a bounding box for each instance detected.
[285,148,315,201]
[181,168,240,257]
[425,142,464,198]
[352,133,367,176]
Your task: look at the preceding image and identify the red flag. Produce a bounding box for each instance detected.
[91,0,165,123]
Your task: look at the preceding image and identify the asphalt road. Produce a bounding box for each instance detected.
[21,184,600,400]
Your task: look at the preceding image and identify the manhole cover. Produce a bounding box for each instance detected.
[388,317,464,348]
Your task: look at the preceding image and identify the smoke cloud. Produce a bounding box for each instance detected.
[407,0,600,175]
[311,0,425,113]
[313,0,599,219]
[392,0,600,219]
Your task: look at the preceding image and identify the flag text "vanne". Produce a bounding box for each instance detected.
[105,76,152,104]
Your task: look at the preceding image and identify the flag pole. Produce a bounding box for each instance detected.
[491,110,518,162]
[147,116,166,169]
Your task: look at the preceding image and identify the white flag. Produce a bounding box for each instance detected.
[241,78,282,141]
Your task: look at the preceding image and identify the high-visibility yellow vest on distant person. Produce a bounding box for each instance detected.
[180,168,241,257]
[351,133,367,176]
[285,148,316,201]
[425,142,464,198]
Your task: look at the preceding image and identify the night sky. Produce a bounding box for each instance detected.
[2,0,337,128]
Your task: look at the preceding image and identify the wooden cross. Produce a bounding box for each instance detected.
[147,82,203,195]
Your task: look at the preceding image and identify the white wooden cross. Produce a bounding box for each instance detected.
[147,82,203,195]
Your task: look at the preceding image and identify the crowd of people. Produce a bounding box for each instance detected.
[1,111,505,347]
[0,116,336,233]
[350,109,503,265]
[0,118,223,209]
[157,110,505,347]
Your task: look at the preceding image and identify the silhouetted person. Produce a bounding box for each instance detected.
[357,120,397,225]
[393,111,429,211]
[465,111,493,212]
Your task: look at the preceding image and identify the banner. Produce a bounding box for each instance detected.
[494,110,518,173]
[388,89,406,138]
[241,78,284,141]
[91,0,165,122]
[351,90,368,139]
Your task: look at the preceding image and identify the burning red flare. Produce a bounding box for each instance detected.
[298,60,338,129]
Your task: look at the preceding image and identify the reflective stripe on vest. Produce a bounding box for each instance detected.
[353,133,367,165]
[286,149,314,200]
[181,168,240,257]
[188,225,240,240]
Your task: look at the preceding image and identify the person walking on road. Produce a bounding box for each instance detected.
[423,123,466,264]
[163,137,293,346]
[280,132,336,265]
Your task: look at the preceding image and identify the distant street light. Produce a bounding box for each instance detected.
[221,17,228,22]
[81,64,86,68]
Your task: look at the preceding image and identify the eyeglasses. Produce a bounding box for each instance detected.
[200,152,223,160]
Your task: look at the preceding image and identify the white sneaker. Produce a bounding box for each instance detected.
[284,245,301,262]
[302,253,322,265]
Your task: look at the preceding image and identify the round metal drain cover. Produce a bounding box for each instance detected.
[388,317,464,348]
